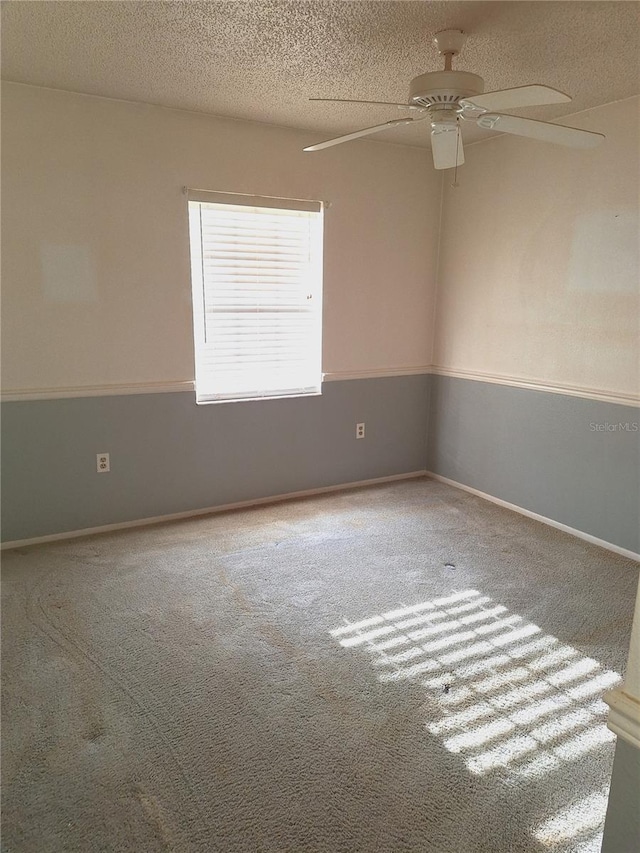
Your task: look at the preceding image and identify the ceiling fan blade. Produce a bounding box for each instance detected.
[310,98,422,111]
[303,118,416,152]
[460,85,571,112]
[477,113,605,148]
[431,125,465,170]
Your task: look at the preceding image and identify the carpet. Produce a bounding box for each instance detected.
[2,477,638,852]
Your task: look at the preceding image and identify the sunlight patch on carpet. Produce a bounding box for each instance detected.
[331,589,621,851]
[533,789,609,850]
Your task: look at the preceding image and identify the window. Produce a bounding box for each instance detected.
[187,190,323,403]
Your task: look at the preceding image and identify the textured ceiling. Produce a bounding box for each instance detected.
[2,1,639,148]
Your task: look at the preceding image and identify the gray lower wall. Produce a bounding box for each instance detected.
[1,375,429,542]
[602,737,640,853]
[428,375,640,554]
[4,373,639,551]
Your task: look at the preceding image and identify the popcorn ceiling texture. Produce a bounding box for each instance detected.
[2,1,639,148]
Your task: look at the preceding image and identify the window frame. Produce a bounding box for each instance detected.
[187,190,324,405]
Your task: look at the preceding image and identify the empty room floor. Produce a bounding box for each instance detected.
[2,478,637,853]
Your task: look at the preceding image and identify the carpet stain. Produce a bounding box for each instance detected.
[216,564,348,709]
[25,575,209,832]
[39,589,107,743]
[135,784,176,851]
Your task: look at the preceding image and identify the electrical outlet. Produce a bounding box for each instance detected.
[356,422,365,439]
[96,453,110,473]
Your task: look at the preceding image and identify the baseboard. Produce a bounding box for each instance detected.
[1,470,428,550]
[604,689,640,750]
[6,470,638,559]
[427,472,640,563]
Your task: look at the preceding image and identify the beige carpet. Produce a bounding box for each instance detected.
[2,477,638,852]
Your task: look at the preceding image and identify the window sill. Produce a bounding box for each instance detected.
[195,391,322,406]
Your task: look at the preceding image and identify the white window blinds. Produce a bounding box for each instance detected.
[187,192,323,403]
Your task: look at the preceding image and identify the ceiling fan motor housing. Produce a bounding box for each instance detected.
[409,71,484,111]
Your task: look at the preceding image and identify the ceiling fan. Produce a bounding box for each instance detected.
[303,30,605,168]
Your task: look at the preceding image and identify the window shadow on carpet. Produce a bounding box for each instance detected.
[331,589,620,853]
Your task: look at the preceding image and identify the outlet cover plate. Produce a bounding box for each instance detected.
[97,453,110,473]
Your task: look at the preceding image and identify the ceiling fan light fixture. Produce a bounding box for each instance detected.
[430,112,459,131]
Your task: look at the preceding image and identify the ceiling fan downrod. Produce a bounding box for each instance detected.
[408,30,484,111]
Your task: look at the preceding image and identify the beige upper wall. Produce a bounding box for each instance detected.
[4,84,638,399]
[433,96,640,398]
[1,83,440,393]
